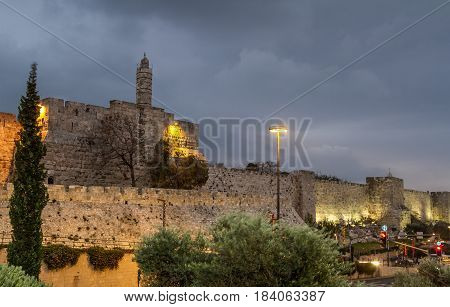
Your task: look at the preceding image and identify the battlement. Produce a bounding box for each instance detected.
[0,112,17,123]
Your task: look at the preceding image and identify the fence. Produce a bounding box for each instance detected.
[0,232,139,250]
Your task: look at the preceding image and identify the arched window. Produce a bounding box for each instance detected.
[47,177,54,185]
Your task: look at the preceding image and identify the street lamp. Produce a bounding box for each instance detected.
[269,125,288,220]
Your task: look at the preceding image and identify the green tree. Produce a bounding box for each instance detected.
[0,265,46,287]
[135,228,209,286]
[194,214,350,286]
[136,214,351,287]
[149,139,208,189]
[7,63,48,279]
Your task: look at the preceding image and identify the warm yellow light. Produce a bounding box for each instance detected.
[168,124,179,136]
[269,126,288,133]
[39,105,46,117]
[371,261,380,266]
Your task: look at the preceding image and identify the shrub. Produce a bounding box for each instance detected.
[393,258,450,287]
[0,265,46,287]
[42,245,82,270]
[135,228,209,287]
[352,242,384,256]
[393,272,434,287]
[87,247,125,271]
[136,214,351,287]
[194,214,351,287]
[149,140,209,189]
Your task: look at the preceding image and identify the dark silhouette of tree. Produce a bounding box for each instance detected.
[8,63,48,279]
[150,139,208,189]
[94,113,138,186]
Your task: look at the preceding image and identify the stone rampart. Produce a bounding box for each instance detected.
[404,189,433,222]
[0,183,303,244]
[0,113,20,183]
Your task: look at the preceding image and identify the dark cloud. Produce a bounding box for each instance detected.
[0,0,449,190]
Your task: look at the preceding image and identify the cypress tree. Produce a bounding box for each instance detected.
[7,63,48,278]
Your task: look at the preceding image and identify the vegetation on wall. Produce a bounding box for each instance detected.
[8,63,49,279]
[87,247,125,271]
[314,172,347,183]
[149,139,208,189]
[136,213,351,287]
[0,265,46,287]
[42,245,82,271]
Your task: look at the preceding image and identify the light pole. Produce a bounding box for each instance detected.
[269,126,287,220]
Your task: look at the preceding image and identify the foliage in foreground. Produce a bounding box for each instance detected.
[8,63,49,279]
[393,258,450,287]
[0,265,46,287]
[135,229,209,286]
[136,214,351,287]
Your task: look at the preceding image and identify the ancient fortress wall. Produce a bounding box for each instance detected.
[0,97,199,187]
[0,182,303,244]
[431,192,450,223]
[404,189,433,222]
[314,181,371,222]
[203,168,450,226]
[0,113,20,183]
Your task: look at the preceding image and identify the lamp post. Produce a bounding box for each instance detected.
[269,126,287,220]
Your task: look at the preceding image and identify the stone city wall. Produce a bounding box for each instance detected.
[203,167,450,226]
[0,249,138,287]
[0,97,199,187]
[314,180,372,222]
[0,113,20,183]
[431,192,450,223]
[404,189,433,222]
[0,182,303,245]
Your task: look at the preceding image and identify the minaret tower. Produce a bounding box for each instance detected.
[136,53,152,106]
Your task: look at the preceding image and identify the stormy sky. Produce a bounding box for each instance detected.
[0,0,449,190]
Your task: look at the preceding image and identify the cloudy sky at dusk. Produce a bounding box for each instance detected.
[0,0,449,190]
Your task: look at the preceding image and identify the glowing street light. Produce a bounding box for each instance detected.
[269,125,288,220]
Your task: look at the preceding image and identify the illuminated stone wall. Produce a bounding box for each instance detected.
[204,167,450,227]
[0,249,138,287]
[404,189,433,222]
[0,113,20,183]
[314,181,372,222]
[431,192,450,223]
[0,97,199,187]
[0,183,303,244]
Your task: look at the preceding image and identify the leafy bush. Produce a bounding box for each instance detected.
[0,265,46,287]
[393,258,450,287]
[136,214,351,287]
[87,247,125,271]
[43,244,82,270]
[149,140,208,189]
[135,229,209,286]
[393,272,434,287]
[352,242,384,256]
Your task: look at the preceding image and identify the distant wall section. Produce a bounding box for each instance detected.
[0,113,20,183]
